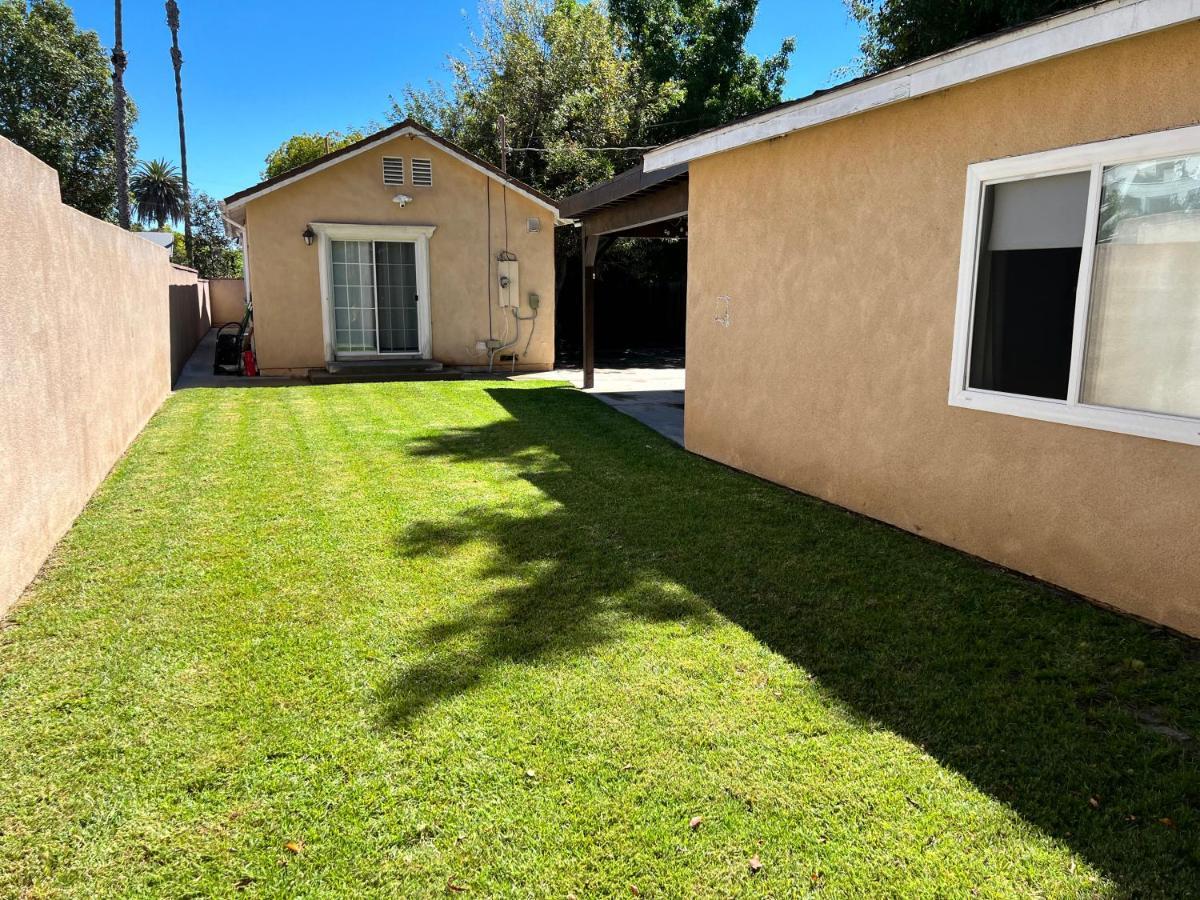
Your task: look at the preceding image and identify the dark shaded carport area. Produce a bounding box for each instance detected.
[538,162,688,442]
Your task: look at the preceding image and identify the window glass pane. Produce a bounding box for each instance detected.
[968,172,1089,400]
[375,240,419,353]
[331,240,376,352]
[1081,154,1200,418]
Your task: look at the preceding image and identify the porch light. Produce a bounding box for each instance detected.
[302,225,315,246]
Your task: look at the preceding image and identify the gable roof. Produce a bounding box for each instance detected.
[222,119,560,220]
[644,0,1200,172]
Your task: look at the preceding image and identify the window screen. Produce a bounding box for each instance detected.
[968,171,1090,400]
[1081,154,1200,418]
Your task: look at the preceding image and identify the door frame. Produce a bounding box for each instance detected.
[311,222,436,363]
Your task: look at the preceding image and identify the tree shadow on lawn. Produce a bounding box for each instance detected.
[379,386,1200,893]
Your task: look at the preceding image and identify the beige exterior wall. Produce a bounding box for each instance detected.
[168,264,211,383]
[0,138,176,616]
[684,23,1200,637]
[241,134,556,375]
[209,277,246,325]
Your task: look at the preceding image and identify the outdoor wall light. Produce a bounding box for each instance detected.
[302,225,315,246]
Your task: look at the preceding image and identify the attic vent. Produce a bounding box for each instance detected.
[382,157,404,185]
[527,217,541,233]
[411,158,433,187]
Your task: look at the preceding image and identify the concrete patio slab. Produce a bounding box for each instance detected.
[515,366,685,445]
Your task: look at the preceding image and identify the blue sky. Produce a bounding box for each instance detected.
[65,1,863,201]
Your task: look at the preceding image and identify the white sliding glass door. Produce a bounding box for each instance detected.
[329,238,424,357]
[315,223,436,363]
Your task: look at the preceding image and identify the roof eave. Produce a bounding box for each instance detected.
[644,0,1200,171]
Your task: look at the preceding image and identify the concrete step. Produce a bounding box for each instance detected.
[326,359,444,375]
[308,368,464,385]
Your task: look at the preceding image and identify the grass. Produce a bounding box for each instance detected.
[1,381,1197,898]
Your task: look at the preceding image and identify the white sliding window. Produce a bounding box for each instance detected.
[949,125,1200,445]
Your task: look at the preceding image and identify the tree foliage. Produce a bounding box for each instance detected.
[394,0,676,198]
[0,0,136,220]
[846,0,1089,73]
[609,0,794,141]
[262,130,364,179]
[130,158,184,230]
[172,190,242,279]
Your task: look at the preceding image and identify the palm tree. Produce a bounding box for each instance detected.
[165,0,192,265]
[130,159,185,230]
[112,0,130,228]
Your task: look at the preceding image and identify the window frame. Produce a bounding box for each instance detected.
[949,124,1200,447]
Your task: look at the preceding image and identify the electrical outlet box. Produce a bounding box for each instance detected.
[528,292,540,310]
[497,260,519,308]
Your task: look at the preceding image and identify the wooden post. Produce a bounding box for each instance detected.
[582,230,597,390]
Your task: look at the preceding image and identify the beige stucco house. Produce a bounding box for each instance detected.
[636,0,1200,637]
[222,120,559,376]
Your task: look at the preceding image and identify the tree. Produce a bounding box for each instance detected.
[112,0,130,227]
[846,0,1089,73]
[165,0,192,265]
[262,130,364,179]
[0,0,136,221]
[130,158,184,230]
[609,0,794,141]
[393,0,675,197]
[172,190,242,279]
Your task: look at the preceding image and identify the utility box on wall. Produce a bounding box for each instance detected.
[497,260,520,308]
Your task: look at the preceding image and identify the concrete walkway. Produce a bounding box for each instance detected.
[515,366,685,445]
[173,329,303,390]
[175,330,686,445]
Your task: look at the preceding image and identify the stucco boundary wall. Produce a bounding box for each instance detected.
[0,137,207,616]
[169,265,212,383]
[208,277,246,327]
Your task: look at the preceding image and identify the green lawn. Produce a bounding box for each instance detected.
[1,382,1197,898]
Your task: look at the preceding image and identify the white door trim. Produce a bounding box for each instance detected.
[311,222,436,363]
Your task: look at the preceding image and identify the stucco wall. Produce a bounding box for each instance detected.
[209,277,246,326]
[684,22,1200,636]
[242,134,556,374]
[168,265,211,384]
[0,137,175,616]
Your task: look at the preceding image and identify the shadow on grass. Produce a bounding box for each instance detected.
[379,386,1199,893]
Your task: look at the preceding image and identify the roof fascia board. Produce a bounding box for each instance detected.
[225,127,560,217]
[644,0,1200,171]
